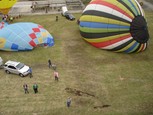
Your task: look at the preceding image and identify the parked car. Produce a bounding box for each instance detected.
[4,60,30,77]
[65,11,75,21]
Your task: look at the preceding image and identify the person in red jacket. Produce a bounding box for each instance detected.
[54,71,59,81]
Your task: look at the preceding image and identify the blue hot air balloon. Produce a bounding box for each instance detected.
[0,22,54,51]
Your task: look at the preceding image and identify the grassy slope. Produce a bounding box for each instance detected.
[81,0,91,5]
[0,12,153,115]
[145,0,153,4]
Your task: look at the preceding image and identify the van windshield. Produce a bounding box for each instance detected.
[16,63,24,69]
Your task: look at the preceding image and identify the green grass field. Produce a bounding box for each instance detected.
[0,11,153,115]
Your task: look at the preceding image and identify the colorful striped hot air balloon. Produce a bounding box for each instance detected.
[79,0,149,53]
[0,22,54,51]
[0,0,17,14]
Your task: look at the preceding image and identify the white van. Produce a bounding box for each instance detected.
[0,57,3,68]
[61,6,68,16]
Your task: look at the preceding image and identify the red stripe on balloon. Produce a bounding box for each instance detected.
[90,0,133,20]
[90,34,131,48]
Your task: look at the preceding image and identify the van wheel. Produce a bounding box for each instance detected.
[19,73,24,77]
[5,70,10,74]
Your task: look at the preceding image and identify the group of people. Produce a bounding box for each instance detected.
[23,59,72,107]
[23,83,38,94]
[48,59,59,81]
[2,15,8,21]
[24,59,59,93]
[48,59,72,107]
[2,14,21,23]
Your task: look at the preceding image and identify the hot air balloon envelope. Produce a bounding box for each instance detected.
[0,22,54,51]
[79,0,149,53]
[0,0,17,14]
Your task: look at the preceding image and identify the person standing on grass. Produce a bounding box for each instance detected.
[23,83,29,94]
[56,16,58,21]
[29,67,33,78]
[54,71,59,81]
[66,97,72,108]
[33,83,38,94]
[48,59,52,68]
[9,17,14,23]
[52,64,56,70]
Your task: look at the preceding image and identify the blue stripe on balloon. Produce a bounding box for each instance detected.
[124,42,138,53]
[128,0,139,16]
[80,22,130,29]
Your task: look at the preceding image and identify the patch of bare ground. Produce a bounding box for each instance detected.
[94,105,111,109]
[65,87,95,97]
[65,87,111,109]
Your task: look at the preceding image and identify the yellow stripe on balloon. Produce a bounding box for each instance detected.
[115,40,136,52]
[80,15,130,26]
[131,0,141,15]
